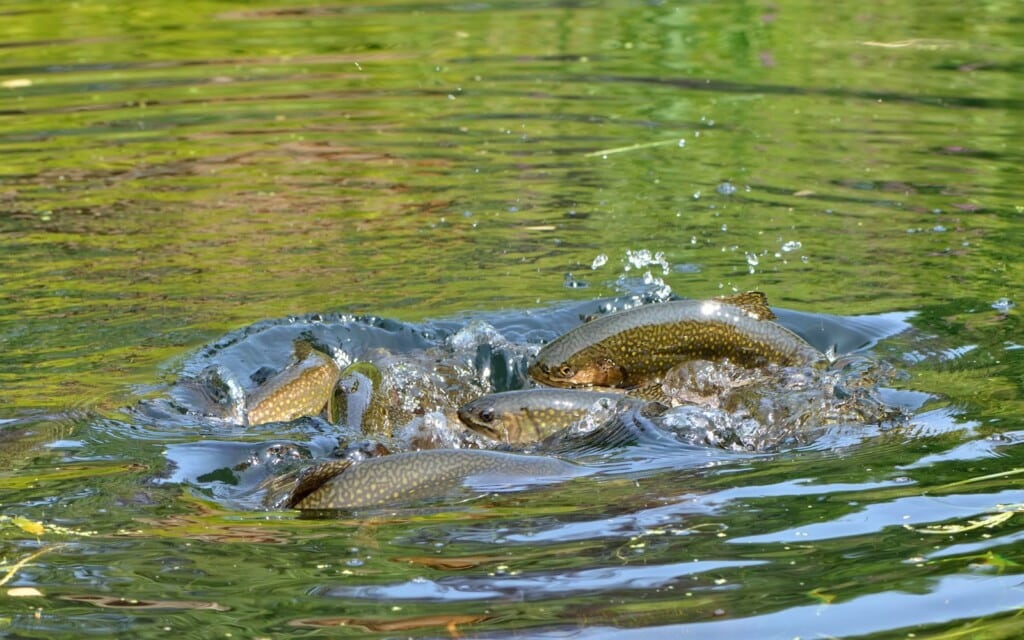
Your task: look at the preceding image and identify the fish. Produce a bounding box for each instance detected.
[244,341,342,426]
[534,399,674,454]
[288,449,581,511]
[529,292,826,389]
[333,361,390,435]
[457,388,642,444]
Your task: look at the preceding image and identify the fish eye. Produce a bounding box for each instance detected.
[558,364,575,378]
[479,408,495,423]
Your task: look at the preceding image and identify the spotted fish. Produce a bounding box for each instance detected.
[288,449,580,511]
[457,388,641,444]
[245,341,341,426]
[529,292,825,389]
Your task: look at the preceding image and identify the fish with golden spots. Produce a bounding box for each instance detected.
[529,291,826,389]
[288,449,581,511]
[457,388,643,444]
[244,341,342,426]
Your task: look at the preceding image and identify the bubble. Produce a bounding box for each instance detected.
[716,182,737,196]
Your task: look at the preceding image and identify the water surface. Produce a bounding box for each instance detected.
[1,0,1022,637]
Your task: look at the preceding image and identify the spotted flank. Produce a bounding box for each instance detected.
[290,449,580,510]
[244,341,341,426]
[529,292,825,389]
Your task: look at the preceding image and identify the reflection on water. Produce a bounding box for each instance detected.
[1,0,1022,637]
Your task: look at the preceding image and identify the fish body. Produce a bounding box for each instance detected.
[539,400,674,454]
[245,342,341,426]
[291,449,580,511]
[457,388,639,444]
[529,292,825,388]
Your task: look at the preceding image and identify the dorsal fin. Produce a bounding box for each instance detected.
[286,459,352,509]
[716,291,776,320]
[292,339,315,360]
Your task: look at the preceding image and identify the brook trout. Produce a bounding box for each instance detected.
[457,388,640,444]
[529,292,825,389]
[289,449,579,511]
[245,341,341,426]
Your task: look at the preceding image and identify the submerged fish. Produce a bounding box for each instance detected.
[288,449,580,511]
[457,388,640,444]
[245,341,342,426]
[529,292,825,389]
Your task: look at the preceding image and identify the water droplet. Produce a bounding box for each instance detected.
[781,240,802,252]
[716,182,736,196]
[677,138,686,148]
[563,273,588,289]
[590,253,608,269]
[992,298,1014,312]
[745,252,759,266]
[692,191,701,200]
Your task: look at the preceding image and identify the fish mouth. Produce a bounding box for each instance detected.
[465,422,502,441]
[526,362,550,383]
[456,407,501,440]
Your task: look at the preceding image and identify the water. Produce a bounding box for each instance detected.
[1,0,1022,637]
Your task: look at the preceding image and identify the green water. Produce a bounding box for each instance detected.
[1,0,1022,637]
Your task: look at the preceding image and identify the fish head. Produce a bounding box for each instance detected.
[529,358,625,388]
[457,399,507,442]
